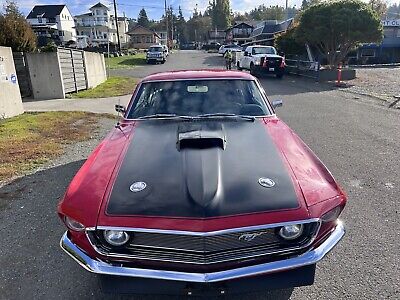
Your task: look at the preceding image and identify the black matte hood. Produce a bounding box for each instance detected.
[106,120,300,218]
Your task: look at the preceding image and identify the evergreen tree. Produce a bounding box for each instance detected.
[137,8,150,28]
[209,0,231,29]
[0,1,36,52]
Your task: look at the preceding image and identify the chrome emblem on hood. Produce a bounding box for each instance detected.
[258,177,275,188]
[239,232,265,242]
[130,182,147,192]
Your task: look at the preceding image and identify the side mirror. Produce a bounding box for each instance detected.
[272,99,283,109]
[115,104,126,114]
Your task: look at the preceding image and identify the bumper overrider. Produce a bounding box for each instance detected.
[60,221,345,283]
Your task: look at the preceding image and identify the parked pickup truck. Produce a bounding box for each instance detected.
[236,45,285,78]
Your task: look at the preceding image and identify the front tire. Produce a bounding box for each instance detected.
[237,61,242,71]
[250,63,256,76]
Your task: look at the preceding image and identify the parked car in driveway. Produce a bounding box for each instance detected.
[218,44,242,55]
[145,45,167,64]
[237,45,285,78]
[58,70,346,297]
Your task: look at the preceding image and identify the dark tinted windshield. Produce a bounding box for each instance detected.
[252,47,277,55]
[148,47,163,52]
[128,79,270,118]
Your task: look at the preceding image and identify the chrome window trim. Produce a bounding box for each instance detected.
[123,78,274,120]
[86,219,322,264]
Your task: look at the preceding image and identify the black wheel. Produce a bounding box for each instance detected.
[250,63,256,75]
[161,59,166,64]
[237,61,242,71]
[276,73,284,79]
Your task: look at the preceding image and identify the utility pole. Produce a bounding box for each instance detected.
[164,0,169,48]
[285,0,289,20]
[113,0,121,52]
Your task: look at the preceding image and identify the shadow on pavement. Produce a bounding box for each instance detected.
[202,54,225,68]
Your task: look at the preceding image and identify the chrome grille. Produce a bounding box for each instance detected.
[126,228,281,252]
[88,220,320,265]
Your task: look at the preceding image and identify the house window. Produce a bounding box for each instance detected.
[146,36,151,43]
[104,33,107,39]
[104,11,107,15]
[361,49,375,57]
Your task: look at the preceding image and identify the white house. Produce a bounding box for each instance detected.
[74,2,129,48]
[26,5,76,46]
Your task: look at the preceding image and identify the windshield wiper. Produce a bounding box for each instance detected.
[196,113,255,121]
[137,114,193,120]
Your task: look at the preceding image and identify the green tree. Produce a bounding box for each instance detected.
[253,5,281,20]
[209,0,231,29]
[176,6,188,44]
[0,1,36,52]
[369,0,387,17]
[296,0,383,67]
[137,8,150,28]
[275,26,305,56]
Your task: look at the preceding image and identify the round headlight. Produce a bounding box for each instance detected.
[64,216,85,231]
[278,224,304,240]
[103,230,130,246]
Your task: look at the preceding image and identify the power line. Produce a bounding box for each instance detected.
[111,2,194,12]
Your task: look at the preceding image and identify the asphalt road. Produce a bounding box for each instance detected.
[1,51,399,300]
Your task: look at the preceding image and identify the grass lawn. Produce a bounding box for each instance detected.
[70,77,138,98]
[105,53,146,69]
[0,112,103,182]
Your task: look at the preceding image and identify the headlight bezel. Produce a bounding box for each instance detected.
[103,230,130,246]
[321,206,342,223]
[64,216,85,232]
[278,223,304,240]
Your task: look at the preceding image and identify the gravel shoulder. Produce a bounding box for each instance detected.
[340,67,400,107]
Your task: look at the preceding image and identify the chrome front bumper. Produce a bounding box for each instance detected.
[60,221,345,283]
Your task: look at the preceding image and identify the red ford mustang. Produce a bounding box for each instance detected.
[58,70,346,296]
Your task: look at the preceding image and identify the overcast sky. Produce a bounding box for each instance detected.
[3,0,400,20]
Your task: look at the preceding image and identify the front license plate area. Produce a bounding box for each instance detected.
[269,67,275,71]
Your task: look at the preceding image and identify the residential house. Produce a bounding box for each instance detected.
[26,5,76,46]
[207,30,226,45]
[225,22,255,45]
[74,2,129,48]
[127,25,161,49]
[247,19,293,46]
[356,19,400,64]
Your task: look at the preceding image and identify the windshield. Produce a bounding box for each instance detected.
[148,47,163,52]
[127,79,270,119]
[252,47,277,55]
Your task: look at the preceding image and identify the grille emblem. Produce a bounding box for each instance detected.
[130,181,146,192]
[258,177,275,188]
[239,232,265,242]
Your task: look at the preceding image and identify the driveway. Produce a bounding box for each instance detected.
[3,50,400,300]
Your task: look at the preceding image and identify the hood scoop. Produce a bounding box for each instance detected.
[177,123,226,151]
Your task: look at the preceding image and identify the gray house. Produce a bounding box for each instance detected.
[357,19,400,64]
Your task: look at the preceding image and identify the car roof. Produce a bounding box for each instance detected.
[142,70,254,82]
